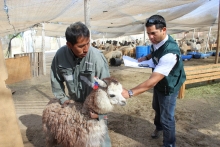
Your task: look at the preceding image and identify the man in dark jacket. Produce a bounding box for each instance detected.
[122,15,186,147]
[51,22,111,147]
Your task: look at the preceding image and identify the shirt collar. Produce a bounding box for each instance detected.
[67,45,82,62]
[153,35,168,51]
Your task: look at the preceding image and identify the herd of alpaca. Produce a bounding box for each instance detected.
[42,77,126,147]
[94,36,217,62]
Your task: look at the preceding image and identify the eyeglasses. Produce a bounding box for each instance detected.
[146,18,166,27]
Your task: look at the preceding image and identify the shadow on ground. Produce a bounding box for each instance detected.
[19,114,45,147]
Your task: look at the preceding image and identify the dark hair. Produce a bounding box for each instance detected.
[65,22,90,45]
[145,15,166,29]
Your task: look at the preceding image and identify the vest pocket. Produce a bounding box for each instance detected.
[59,67,73,81]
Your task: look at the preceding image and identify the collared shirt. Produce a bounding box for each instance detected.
[153,35,177,76]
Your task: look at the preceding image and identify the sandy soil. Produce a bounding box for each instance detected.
[8,53,220,147]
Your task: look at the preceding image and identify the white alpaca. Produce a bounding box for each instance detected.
[42,77,126,147]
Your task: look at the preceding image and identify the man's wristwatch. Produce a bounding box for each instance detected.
[128,90,133,98]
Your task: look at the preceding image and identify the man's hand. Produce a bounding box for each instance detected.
[90,111,98,119]
[138,56,147,62]
[122,88,130,99]
[61,100,70,108]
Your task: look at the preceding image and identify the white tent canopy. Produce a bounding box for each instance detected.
[0,0,218,39]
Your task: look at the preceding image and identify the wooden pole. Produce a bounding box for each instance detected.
[215,1,220,64]
[84,0,91,40]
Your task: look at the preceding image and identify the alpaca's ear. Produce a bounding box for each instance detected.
[94,77,107,88]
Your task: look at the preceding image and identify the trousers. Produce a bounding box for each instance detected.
[152,88,178,147]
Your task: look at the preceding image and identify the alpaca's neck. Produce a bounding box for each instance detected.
[95,89,113,114]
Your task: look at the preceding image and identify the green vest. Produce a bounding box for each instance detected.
[151,35,186,95]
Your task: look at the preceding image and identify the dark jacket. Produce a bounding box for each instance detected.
[51,45,110,104]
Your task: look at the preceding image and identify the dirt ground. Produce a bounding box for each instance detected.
[8,52,220,147]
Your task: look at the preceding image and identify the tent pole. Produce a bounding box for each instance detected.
[193,28,195,40]
[144,24,146,45]
[205,27,212,52]
[31,28,36,77]
[31,28,35,53]
[215,0,220,64]
[56,37,61,48]
[41,23,46,75]
[84,0,91,40]
[103,35,104,44]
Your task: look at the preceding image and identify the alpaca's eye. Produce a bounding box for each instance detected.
[109,94,115,97]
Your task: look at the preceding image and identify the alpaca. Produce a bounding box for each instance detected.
[104,50,122,63]
[42,77,126,147]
